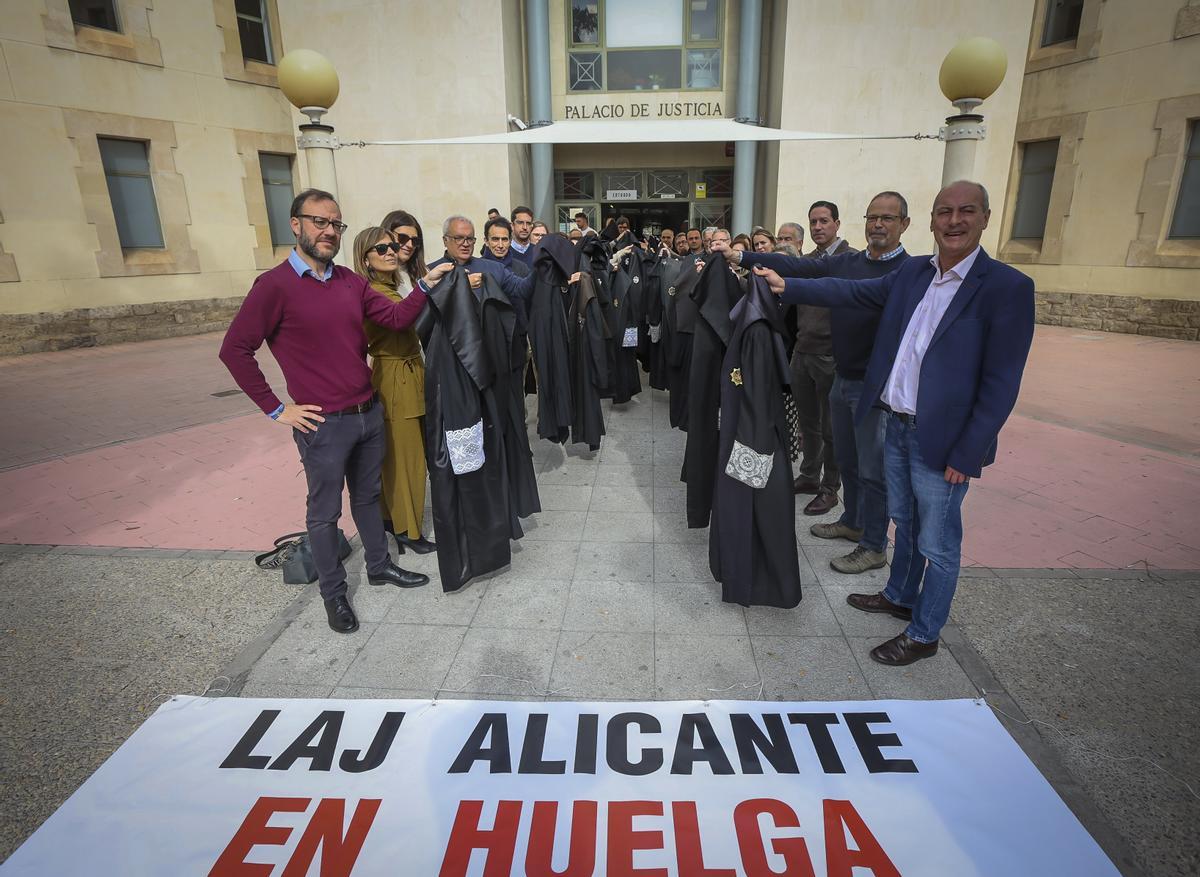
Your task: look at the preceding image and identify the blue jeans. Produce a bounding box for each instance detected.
[880,414,969,643]
[829,376,888,552]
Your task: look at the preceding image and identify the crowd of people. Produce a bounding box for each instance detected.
[219,180,1034,669]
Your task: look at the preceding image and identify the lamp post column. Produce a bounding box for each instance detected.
[936,37,1008,187]
[941,99,986,186]
[298,112,339,198]
[277,50,342,198]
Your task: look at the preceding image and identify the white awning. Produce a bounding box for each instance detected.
[341,118,933,147]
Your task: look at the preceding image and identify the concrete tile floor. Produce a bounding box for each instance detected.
[240,388,979,706]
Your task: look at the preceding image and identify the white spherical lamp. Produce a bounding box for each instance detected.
[939,37,1007,112]
[278,49,340,124]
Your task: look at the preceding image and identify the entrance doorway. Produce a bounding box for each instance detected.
[599,201,690,238]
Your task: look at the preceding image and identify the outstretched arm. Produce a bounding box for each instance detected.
[755,265,894,311]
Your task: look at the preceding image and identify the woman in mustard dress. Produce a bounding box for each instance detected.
[352,221,436,554]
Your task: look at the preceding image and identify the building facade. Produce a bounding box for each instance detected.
[0,1,1196,354]
[997,0,1200,337]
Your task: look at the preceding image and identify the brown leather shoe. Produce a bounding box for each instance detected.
[869,633,939,666]
[803,487,839,516]
[792,478,821,494]
[846,591,912,620]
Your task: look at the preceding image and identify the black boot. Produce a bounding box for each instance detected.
[393,532,437,555]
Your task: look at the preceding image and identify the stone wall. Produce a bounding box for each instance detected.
[1036,292,1200,340]
[0,297,244,355]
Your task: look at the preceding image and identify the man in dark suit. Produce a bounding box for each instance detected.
[755,181,1035,666]
[792,201,855,516]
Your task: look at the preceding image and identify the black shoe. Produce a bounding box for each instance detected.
[869,633,939,666]
[368,562,430,588]
[846,591,913,621]
[324,595,359,633]
[393,532,437,555]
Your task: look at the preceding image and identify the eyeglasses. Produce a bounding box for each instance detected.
[297,214,348,233]
[368,242,402,256]
[864,214,902,224]
[390,232,421,248]
[445,235,477,245]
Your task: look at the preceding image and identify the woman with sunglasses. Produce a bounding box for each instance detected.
[354,218,436,556]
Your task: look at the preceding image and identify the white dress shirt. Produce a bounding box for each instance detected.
[880,246,981,415]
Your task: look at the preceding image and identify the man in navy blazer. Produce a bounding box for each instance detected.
[755,181,1035,666]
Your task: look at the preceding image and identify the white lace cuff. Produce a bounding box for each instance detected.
[725,439,773,489]
[446,420,484,475]
[648,323,662,343]
[622,326,638,348]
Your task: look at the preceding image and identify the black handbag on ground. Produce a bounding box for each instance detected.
[254,530,353,585]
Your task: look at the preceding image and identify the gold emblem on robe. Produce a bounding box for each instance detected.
[730,367,743,386]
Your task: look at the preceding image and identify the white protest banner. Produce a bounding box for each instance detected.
[2,696,1120,876]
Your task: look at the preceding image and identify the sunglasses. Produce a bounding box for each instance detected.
[390,232,421,248]
[369,242,402,256]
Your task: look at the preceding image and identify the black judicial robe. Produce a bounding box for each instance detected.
[569,269,610,450]
[479,274,540,529]
[578,237,617,398]
[683,255,744,528]
[607,245,645,404]
[710,274,802,609]
[643,250,672,388]
[417,268,512,592]
[665,257,701,430]
[528,237,576,444]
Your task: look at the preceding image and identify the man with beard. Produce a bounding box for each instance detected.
[220,189,452,634]
[509,206,536,266]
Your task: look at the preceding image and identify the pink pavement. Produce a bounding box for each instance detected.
[0,326,1197,569]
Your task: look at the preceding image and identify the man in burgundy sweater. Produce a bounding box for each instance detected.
[220,189,452,633]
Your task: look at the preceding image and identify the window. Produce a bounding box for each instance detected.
[692,202,731,231]
[1011,139,1059,239]
[1169,121,1200,239]
[557,205,598,234]
[568,0,723,93]
[235,0,273,64]
[1041,0,1084,46]
[98,138,164,249]
[69,0,120,31]
[699,168,733,199]
[259,153,295,247]
[648,170,689,200]
[555,171,596,200]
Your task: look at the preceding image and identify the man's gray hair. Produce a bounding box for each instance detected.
[773,242,801,257]
[442,214,474,236]
[941,180,990,212]
[703,226,719,235]
[777,222,805,240]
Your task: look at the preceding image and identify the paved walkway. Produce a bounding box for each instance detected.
[2,325,1198,568]
[1,326,1198,875]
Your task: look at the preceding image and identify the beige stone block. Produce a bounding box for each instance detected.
[5,42,200,123]
[1177,6,1200,39]
[1139,325,1198,340]
[1099,0,1180,54]
[1100,320,1140,334]
[0,0,49,43]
